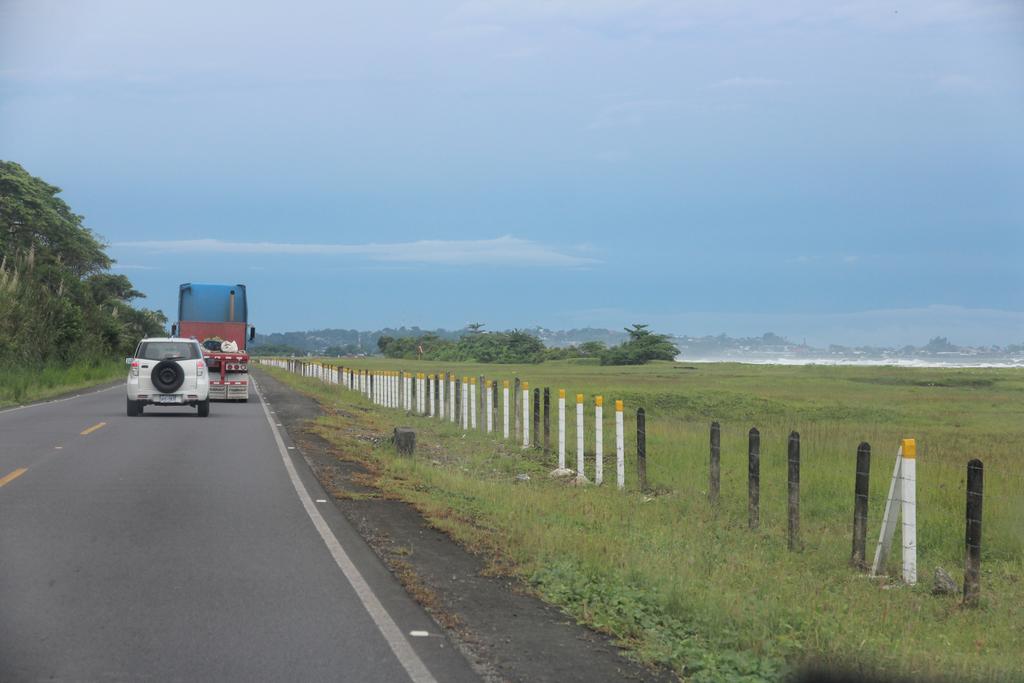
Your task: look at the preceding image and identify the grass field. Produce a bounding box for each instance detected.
[262,359,1024,681]
[0,359,123,408]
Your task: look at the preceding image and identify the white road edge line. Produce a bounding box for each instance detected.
[0,384,120,416]
[252,379,437,683]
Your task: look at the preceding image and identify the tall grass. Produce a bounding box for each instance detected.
[0,358,124,407]
[268,359,1024,680]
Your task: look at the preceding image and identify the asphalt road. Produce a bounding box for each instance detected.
[0,380,478,682]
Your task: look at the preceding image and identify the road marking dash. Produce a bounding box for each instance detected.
[80,422,107,436]
[410,631,429,637]
[0,468,28,487]
[287,446,295,450]
[315,499,327,503]
[55,446,63,450]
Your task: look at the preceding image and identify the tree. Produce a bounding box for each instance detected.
[0,160,164,366]
[600,324,679,365]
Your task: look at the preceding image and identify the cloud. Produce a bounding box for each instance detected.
[114,235,600,267]
[713,77,786,89]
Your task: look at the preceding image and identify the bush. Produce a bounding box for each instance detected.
[600,324,679,365]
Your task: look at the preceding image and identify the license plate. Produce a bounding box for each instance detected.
[157,394,181,404]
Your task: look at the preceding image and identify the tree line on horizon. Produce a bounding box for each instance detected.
[282,323,680,365]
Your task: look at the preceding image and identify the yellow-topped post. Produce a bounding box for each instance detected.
[594,395,604,484]
[615,400,625,489]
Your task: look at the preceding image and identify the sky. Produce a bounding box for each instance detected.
[1,0,1022,346]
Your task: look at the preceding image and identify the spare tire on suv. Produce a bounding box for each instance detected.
[151,359,185,393]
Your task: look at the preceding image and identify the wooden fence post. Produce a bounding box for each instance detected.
[851,442,871,569]
[788,431,801,551]
[478,374,485,430]
[543,388,551,454]
[964,459,984,606]
[636,407,647,491]
[709,421,721,507]
[748,427,760,531]
[533,388,540,448]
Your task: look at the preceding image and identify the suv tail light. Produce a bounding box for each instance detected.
[130,361,139,377]
[196,361,206,377]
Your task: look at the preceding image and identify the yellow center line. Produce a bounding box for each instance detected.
[0,468,28,487]
[80,422,107,436]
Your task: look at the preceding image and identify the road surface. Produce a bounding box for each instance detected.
[0,380,477,682]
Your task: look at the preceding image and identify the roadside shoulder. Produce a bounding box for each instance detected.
[253,367,675,683]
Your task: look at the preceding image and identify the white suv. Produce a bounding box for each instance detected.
[126,337,211,417]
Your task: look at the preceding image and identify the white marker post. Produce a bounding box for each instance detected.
[470,378,478,430]
[615,400,625,490]
[522,382,530,448]
[871,438,918,585]
[502,380,510,439]
[558,389,566,470]
[485,381,493,433]
[449,375,456,424]
[461,377,469,430]
[428,375,434,416]
[438,374,445,420]
[595,396,604,485]
[576,394,585,478]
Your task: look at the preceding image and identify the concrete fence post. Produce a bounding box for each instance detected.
[485,381,493,433]
[460,377,468,429]
[513,377,521,442]
[502,380,510,439]
[521,382,530,448]
[594,397,604,485]
[576,393,585,479]
[615,400,625,490]
[437,373,445,420]
[470,377,478,430]
[558,389,566,469]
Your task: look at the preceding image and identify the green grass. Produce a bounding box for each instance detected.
[0,358,124,407]
[265,359,1024,681]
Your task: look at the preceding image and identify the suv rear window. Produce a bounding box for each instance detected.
[136,341,202,361]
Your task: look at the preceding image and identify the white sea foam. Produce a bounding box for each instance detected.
[681,356,1024,369]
